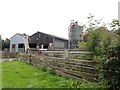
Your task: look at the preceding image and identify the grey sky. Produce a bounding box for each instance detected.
[0,0,119,39]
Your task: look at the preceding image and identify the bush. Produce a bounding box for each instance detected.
[83,27,119,89]
[79,41,88,50]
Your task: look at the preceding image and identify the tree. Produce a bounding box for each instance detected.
[82,15,119,89]
[84,13,103,32]
[110,19,120,35]
[2,38,10,50]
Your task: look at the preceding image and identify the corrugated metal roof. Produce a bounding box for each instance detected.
[29,31,68,41]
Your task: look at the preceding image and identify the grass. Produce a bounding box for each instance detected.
[0,62,2,89]
[2,60,107,88]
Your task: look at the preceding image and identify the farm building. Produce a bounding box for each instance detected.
[29,31,68,50]
[68,20,84,49]
[9,33,29,52]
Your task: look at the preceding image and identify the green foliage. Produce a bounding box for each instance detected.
[86,29,100,55]
[110,19,120,35]
[79,41,88,50]
[82,16,120,89]
[2,38,10,50]
[85,13,103,31]
[78,81,108,88]
[46,67,56,75]
[84,27,118,59]
[40,67,47,72]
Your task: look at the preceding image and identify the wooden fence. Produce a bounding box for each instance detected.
[18,53,120,83]
[2,51,120,83]
[2,51,18,58]
[19,54,98,82]
[40,50,92,60]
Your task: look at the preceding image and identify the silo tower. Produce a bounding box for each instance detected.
[68,20,83,49]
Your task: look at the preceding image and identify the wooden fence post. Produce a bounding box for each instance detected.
[16,52,19,60]
[29,54,32,64]
[64,49,69,59]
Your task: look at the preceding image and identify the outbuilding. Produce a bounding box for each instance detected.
[9,33,29,52]
[29,31,68,50]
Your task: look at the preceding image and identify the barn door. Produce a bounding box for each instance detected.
[11,44,16,52]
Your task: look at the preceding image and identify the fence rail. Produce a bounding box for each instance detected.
[40,50,92,59]
[41,50,91,54]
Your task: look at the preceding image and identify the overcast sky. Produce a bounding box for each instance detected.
[0,0,119,40]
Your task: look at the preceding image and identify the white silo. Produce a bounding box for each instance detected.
[68,20,83,49]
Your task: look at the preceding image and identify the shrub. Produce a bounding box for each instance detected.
[79,41,88,50]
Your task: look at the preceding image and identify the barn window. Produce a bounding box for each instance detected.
[12,44,15,48]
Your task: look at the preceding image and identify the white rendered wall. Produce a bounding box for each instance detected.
[10,33,24,52]
[68,22,83,49]
[74,25,83,41]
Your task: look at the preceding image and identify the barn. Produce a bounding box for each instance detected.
[9,33,29,52]
[29,31,68,50]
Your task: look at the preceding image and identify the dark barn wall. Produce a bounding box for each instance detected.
[29,31,68,50]
[38,32,53,46]
[28,33,38,49]
[29,32,53,49]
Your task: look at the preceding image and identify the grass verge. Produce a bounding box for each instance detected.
[2,60,107,88]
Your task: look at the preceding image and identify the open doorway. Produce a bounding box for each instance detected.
[18,43,25,52]
[29,43,36,51]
